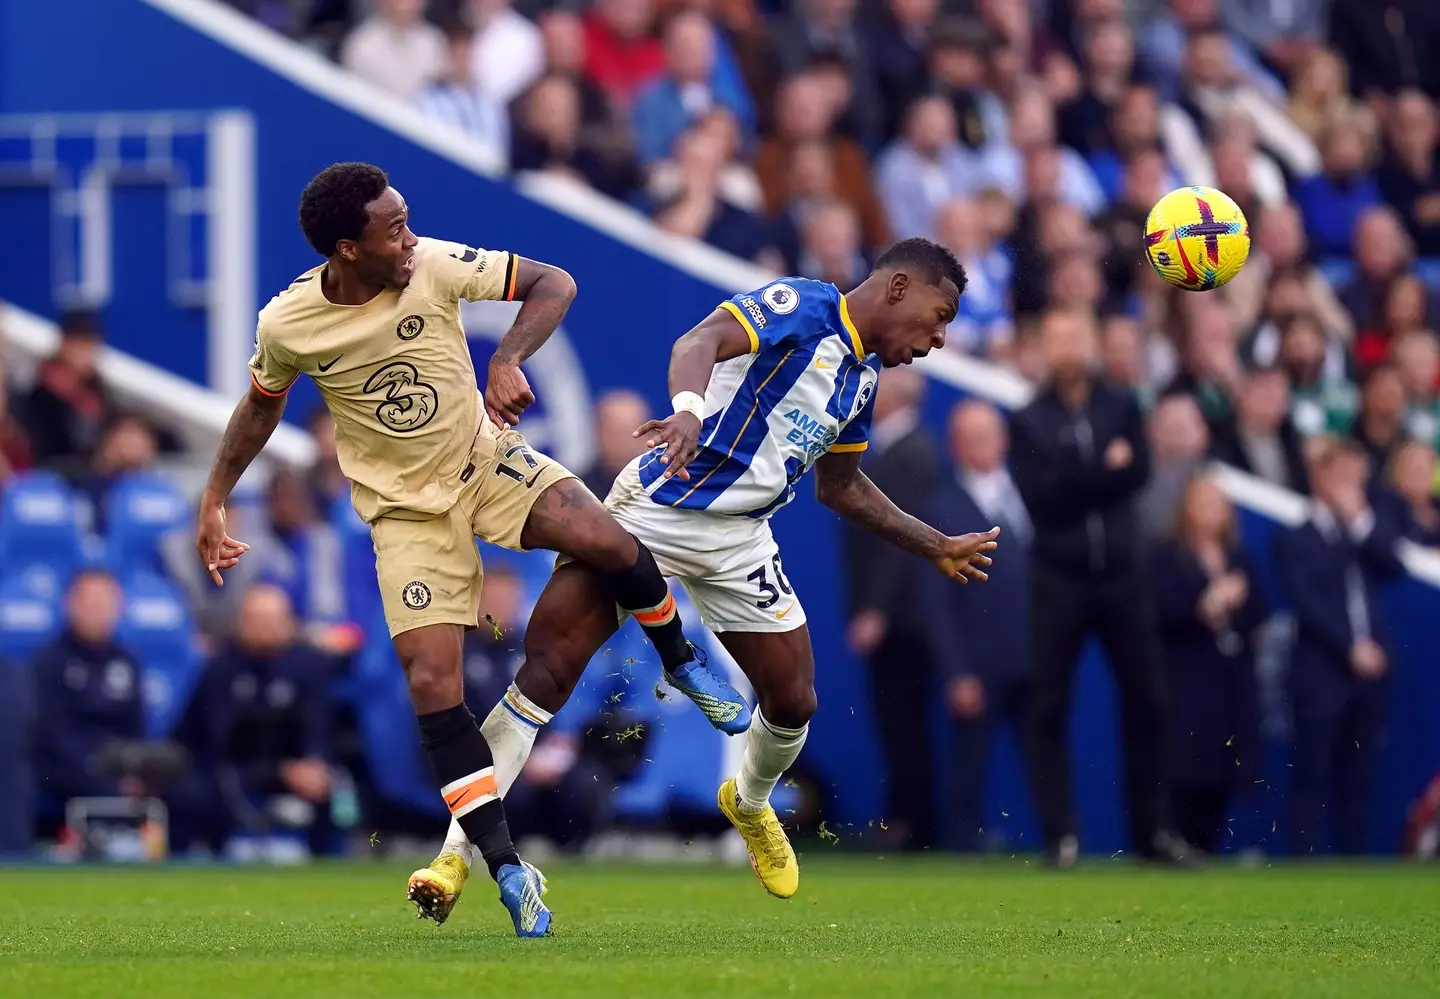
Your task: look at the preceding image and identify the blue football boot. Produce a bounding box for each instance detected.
[666,643,752,736]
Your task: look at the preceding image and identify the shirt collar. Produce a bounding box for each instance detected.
[838,295,866,357]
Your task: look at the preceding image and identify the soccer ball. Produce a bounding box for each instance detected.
[1144,186,1251,291]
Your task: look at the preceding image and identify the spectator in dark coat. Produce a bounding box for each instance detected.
[511,74,637,198]
[1350,365,1410,482]
[23,310,113,466]
[1376,90,1440,256]
[869,0,938,140]
[844,367,941,850]
[33,570,146,808]
[1151,475,1268,853]
[1328,0,1440,99]
[1209,367,1311,493]
[770,0,885,149]
[1275,438,1406,854]
[580,389,652,501]
[922,399,1033,851]
[171,585,334,852]
[1011,310,1192,866]
[1382,440,1440,546]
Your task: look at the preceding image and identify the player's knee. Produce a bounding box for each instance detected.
[760,680,816,730]
[400,650,461,713]
[573,520,638,575]
[515,637,580,714]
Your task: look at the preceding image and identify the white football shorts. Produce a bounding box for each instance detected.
[602,456,807,634]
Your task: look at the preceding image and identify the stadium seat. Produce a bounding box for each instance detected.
[0,567,64,665]
[1416,257,1440,290]
[1318,258,1357,289]
[105,473,189,580]
[116,574,200,738]
[331,495,383,627]
[0,472,84,581]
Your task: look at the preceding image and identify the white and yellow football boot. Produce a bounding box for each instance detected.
[718,777,799,899]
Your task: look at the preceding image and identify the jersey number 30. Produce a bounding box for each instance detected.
[364,362,439,433]
[747,554,793,609]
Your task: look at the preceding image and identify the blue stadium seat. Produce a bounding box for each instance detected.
[331,495,383,626]
[1416,257,1440,290]
[116,574,199,737]
[105,473,188,580]
[0,567,63,665]
[0,472,83,579]
[350,632,445,818]
[1318,258,1357,289]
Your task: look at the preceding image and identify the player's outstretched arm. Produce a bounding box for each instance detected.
[195,383,287,586]
[814,450,1000,584]
[634,307,752,481]
[485,258,578,427]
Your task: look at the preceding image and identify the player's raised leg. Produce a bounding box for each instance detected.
[711,627,815,899]
[519,476,751,735]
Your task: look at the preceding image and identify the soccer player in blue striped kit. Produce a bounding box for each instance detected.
[422,237,1001,908]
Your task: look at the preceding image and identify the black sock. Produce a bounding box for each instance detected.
[603,536,694,673]
[417,705,521,880]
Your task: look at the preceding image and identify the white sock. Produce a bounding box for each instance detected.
[439,684,552,867]
[734,710,808,814]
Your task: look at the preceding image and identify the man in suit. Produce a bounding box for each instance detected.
[844,367,941,849]
[922,399,1033,851]
[1010,309,1192,866]
[1275,438,1406,855]
[1210,366,1310,493]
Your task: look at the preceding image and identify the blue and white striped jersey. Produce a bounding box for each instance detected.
[639,278,882,518]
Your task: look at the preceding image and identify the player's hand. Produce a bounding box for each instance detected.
[932,526,1000,583]
[634,412,702,481]
[485,360,536,427]
[196,501,250,587]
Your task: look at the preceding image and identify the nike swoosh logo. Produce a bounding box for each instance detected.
[444,786,479,811]
[317,356,343,372]
[814,358,835,370]
[524,469,544,488]
[775,603,795,620]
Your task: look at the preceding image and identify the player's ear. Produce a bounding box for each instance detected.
[335,239,359,264]
[887,271,909,304]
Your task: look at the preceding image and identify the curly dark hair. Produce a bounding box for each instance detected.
[298,162,390,257]
[874,237,968,297]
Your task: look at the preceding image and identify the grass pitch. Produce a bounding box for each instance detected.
[1,858,1436,998]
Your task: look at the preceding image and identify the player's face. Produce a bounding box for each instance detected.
[350,187,419,289]
[874,274,959,367]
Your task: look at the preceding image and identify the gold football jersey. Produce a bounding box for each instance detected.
[249,236,517,522]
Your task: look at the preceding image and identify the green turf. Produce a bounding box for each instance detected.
[1,859,1436,998]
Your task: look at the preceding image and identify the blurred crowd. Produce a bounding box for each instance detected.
[2,0,1440,858]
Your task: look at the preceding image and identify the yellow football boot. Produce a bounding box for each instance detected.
[718,777,799,899]
[407,851,471,925]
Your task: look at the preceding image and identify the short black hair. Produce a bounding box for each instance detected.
[874,237,968,297]
[60,308,102,339]
[298,162,390,257]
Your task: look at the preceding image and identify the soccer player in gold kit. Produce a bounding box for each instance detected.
[195,163,750,936]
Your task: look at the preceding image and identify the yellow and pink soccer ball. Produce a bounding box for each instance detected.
[1144,186,1251,291]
